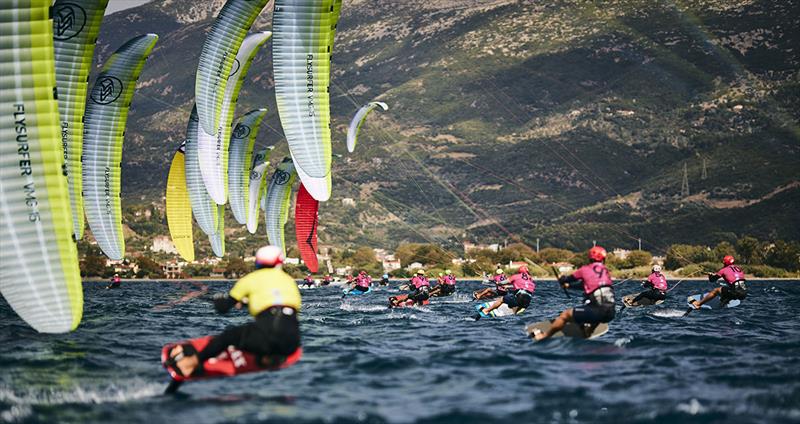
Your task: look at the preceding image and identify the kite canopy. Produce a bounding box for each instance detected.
[228,108,269,225]
[272,0,342,201]
[53,0,110,240]
[185,106,219,237]
[198,31,272,205]
[83,33,158,260]
[347,101,388,153]
[0,0,83,333]
[166,142,195,262]
[264,157,297,254]
[195,0,270,137]
[295,184,319,273]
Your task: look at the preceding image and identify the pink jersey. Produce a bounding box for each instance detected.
[355,275,371,288]
[647,272,668,291]
[443,275,456,286]
[493,274,507,286]
[717,265,746,284]
[571,262,613,295]
[510,272,535,293]
[411,276,430,289]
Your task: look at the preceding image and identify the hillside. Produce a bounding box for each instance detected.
[90,0,799,258]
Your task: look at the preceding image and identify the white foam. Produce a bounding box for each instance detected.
[677,398,706,415]
[339,303,387,313]
[651,309,686,318]
[0,380,161,407]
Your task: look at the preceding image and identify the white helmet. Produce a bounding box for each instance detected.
[255,245,284,269]
[652,265,662,273]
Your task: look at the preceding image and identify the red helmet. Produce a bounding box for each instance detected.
[723,255,735,266]
[588,246,607,262]
[518,265,529,274]
[255,245,284,269]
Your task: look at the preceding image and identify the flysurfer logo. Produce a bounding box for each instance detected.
[273,169,290,185]
[232,124,250,139]
[54,3,87,41]
[250,170,261,180]
[306,54,315,117]
[91,76,123,105]
[229,59,241,78]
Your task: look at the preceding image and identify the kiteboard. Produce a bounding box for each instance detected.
[622,292,665,307]
[429,287,455,297]
[474,301,523,318]
[686,293,741,310]
[388,294,429,308]
[343,286,371,296]
[526,321,609,340]
[161,335,302,393]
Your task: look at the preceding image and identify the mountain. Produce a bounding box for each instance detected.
[91,0,800,258]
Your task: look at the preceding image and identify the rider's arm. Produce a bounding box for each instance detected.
[213,293,237,314]
[559,273,583,291]
[708,272,721,282]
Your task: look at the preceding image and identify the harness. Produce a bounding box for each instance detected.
[588,286,615,306]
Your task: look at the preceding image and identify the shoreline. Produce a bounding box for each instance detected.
[83,277,798,282]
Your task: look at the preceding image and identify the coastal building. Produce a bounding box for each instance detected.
[406,262,423,271]
[105,259,138,275]
[161,260,185,279]
[463,241,500,253]
[552,262,574,274]
[382,256,401,272]
[151,235,178,254]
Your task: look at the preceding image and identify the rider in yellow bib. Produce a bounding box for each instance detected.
[169,245,301,377]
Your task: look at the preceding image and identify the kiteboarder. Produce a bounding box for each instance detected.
[166,245,301,377]
[430,269,457,297]
[390,269,430,307]
[322,275,332,286]
[380,274,390,286]
[689,255,747,309]
[480,266,535,315]
[302,274,315,288]
[629,265,667,305]
[473,268,508,300]
[346,271,372,294]
[532,246,616,341]
[105,274,121,289]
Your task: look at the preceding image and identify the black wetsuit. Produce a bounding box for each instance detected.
[632,284,666,304]
[197,306,300,368]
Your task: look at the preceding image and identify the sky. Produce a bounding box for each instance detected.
[105,0,152,15]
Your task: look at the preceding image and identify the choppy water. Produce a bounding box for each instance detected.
[1,279,799,423]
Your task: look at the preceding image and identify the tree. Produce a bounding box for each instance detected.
[183,264,212,277]
[349,247,383,275]
[461,257,495,277]
[495,243,536,264]
[712,242,736,261]
[665,244,712,269]
[736,236,764,265]
[81,251,107,277]
[411,244,452,269]
[135,255,163,278]
[224,257,251,278]
[395,243,424,267]
[626,250,653,268]
[538,248,574,264]
[765,240,800,271]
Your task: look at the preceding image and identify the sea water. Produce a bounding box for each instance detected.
[1,280,798,423]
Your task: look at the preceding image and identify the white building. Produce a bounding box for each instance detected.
[152,235,178,254]
[405,262,423,271]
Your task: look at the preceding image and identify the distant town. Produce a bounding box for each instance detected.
[79,235,799,280]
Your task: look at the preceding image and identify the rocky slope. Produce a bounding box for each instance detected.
[91,0,799,257]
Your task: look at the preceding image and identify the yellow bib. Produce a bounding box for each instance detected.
[229,267,301,316]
